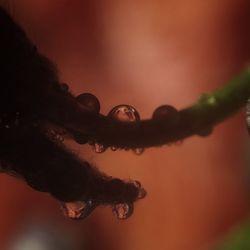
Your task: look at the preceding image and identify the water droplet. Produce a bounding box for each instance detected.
[112,203,134,220]
[108,105,140,123]
[132,148,144,155]
[93,143,107,153]
[152,105,178,121]
[133,181,147,199]
[111,146,118,151]
[61,200,96,220]
[76,93,100,113]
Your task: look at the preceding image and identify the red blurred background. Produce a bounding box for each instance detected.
[0,0,250,249]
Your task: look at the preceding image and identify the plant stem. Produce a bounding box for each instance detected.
[90,67,250,148]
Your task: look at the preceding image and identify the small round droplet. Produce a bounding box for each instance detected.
[108,105,140,123]
[93,143,107,153]
[132,148,144,155]
[76,93,100,113]
[61,200,96,220]
[112,203,134,220]
[152,105,178,121]
[133,180,147,199]
[111,146,118,151]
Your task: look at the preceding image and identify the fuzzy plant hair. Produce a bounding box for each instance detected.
[0,6,144,219]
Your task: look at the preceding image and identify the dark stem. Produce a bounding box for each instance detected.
[52,68,250,148]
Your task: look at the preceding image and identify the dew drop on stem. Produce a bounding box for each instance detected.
[108,105,140,123]
[132,148,144,155]
[93,143,107,153]
[76,93,100,113]
[112,203,134,220]
[152,105,179,122]
[61,200,96,220]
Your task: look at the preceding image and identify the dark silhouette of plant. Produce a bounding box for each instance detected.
[0,6,249,220]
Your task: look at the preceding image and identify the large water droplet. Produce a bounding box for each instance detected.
[152,105,178,121]
[112,203,134,220]
[108,105,140,123]
[76,93,100,113]
[132,148,144,155]
[93,143,107,153]
[61,200,96,220]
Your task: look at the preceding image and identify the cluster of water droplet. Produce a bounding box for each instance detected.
[73,92,145,154]
[60,180,146,221]
[61,200,135,220]
[73,93,187,152]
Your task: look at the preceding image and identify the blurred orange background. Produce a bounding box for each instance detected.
[0,0,250,249]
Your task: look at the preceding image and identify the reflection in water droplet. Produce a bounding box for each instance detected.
[61,200,96,220]
[93,143,107,153]
[112,203,134,220]
[108,105,140,123]
[76,93,100,113]
[133,148,144,155]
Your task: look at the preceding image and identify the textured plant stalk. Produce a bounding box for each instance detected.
[64,67,250,148]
